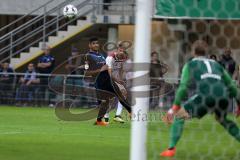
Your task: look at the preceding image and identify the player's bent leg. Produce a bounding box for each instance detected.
[161,94,206,157]
[169,118,185,148]
[114,101,125,123]
[112,81,132,114]
[115,101,123,116]
[95,83,115,126]
[104,98,116,124]
[95,100,110,126]
[214,98,240,142]
[216,114,240,142]
[160,118,184,157]
[104,112,110,124]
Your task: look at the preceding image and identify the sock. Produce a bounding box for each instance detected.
[118,98,131,113]
[219,117,240,142]
[105,118,109,122]
[97,100,110,120]
[115,101,123,116]
[104,113,109,122]
[169,118,185,148]
[97,117,102,122]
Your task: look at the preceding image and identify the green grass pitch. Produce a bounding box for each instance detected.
[0,106,239,160]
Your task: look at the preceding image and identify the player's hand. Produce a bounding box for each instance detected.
[162,109,174,125]
[77,65,86,69]
[37,63,44,68]
[19,77,25,84]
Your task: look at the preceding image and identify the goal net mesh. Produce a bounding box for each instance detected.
[149,0,240,159]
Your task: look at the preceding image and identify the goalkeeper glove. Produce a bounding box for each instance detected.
[162,105,181,124]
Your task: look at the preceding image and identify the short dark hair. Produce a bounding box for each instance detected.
[210,54,217,59]
[151,51,158,57]
[89,37,98,43]
[195,46,206,56]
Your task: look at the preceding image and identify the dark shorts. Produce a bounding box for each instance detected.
[95,70,131,113]
[95,71,115,94]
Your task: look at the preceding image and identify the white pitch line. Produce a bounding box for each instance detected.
[0,131,23,135]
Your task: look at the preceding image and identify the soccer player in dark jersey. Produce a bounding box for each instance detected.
[84,38,131,126]
[160,40,240,157]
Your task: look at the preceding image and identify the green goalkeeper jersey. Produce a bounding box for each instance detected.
[174,56,239,106]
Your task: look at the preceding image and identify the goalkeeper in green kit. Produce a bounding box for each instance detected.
[161,40,240,157]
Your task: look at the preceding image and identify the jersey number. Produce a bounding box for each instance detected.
[201,60,221,80]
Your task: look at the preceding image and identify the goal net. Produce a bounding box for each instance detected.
[146,0,240,159]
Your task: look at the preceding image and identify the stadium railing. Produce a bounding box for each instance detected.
[0,71,174,108]
[0,70,175,109]
[0,72,96,107]
[0,71,236,114]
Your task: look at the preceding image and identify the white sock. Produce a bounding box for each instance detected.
[104,113,109,118]
[115,101,123,116]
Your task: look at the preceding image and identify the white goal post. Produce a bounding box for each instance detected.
[130,0,153,160]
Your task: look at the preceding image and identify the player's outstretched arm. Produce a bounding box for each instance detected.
[163,63,191,124]
[85,69,101,76]
[173,63,190,107]
[84,65,108,76]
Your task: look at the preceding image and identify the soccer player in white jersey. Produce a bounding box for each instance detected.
[104,45,128,123]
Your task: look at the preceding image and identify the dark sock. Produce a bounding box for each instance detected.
[97,118,102,122]
[168,147,175,150]
[97,101,110,119]
[105,118,109,122]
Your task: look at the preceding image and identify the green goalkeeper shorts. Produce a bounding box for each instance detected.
[183,82,230,119]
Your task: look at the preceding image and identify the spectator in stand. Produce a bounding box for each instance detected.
[65,47,84,74]
[150,51,168,108]
[210,54,218,61]
[220,48,236,77]
[150,51,168,77]
[0,62,14,104]
[65,47,86,105]
[219,48,236,112]
[234,64,240,87]
[37,46,55,107]
[16,63,40,106]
